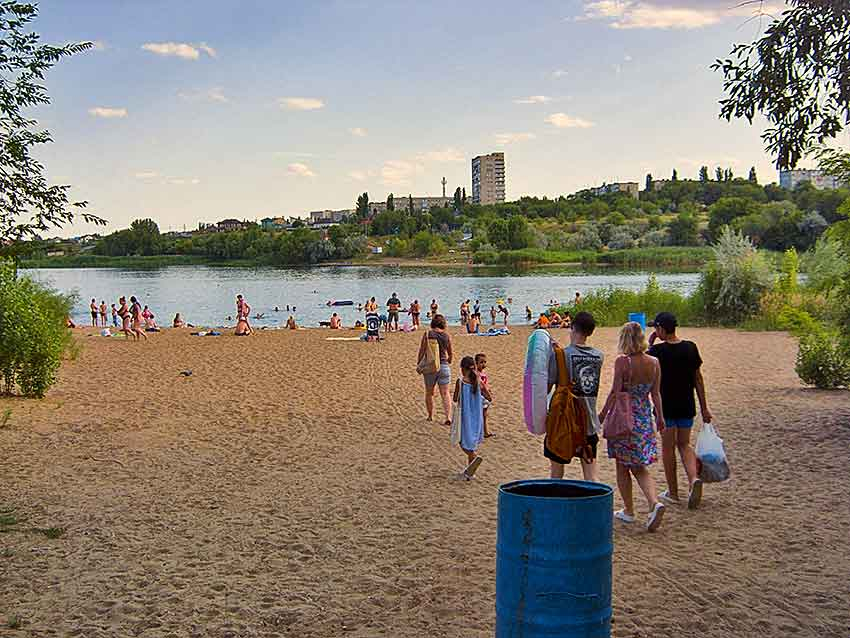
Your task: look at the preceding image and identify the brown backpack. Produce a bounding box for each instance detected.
[545,344,591,462]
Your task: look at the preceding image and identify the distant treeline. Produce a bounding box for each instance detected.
[23,174,850,267]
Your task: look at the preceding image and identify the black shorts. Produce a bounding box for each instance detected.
[388,311,399,322]
[544,434,599,464]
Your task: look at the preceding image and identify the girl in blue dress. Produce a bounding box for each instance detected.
[453,356,492,479]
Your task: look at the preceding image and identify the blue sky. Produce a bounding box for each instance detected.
[32,0,794,235]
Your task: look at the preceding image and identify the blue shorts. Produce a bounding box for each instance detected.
[424,363,451,388]
[666,418,694,429]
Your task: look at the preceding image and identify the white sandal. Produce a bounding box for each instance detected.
[614,509,635,523]
[646,503,665,532]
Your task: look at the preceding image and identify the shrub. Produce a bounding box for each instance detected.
[552,275,699,327]
[777,248,799,296]
[697,227,774,324]
[0,262,75,398]
[795,332,850,389]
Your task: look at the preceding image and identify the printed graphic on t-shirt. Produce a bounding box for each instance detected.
[570,354,601,397]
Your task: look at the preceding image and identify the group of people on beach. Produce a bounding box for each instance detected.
[87,296,152,341]
[420,308,711,532]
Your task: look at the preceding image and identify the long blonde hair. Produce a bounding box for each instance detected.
[618,321,647,355]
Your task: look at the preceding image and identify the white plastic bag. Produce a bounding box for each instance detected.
[695,423,730,483]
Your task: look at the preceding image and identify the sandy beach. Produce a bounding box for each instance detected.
[1,326,848,637]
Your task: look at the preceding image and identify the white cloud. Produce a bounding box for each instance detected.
[415,148,465,163]
[134,171,159,179]
[179,87,229,103]
[495,132,536,146]
[545,112,595,129]
[624,54,633,61]
[514,95,552,105]
[552,69,569,78]
[381,160,424,186]
[141,42,216,60]
[348,170,368,181]
[88,107,127,119]
[91,40,107,51]
[577,1,785,30]
[198,42,217,58]
[168,178,201,185]
[287,163,317,178]
[279,97,325,111]
[349,127,367,137]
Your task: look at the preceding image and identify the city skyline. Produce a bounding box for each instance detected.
[29,0,826,235]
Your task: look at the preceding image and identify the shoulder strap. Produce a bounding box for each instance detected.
[553,344,569,387]
[621,355,631,391]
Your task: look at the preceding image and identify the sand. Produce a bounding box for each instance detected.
[1,326,848,637]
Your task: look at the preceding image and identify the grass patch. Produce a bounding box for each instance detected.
[0,409,11,429]
[18,254,252,269]
[7,614,21,629]
[598,247,712,267]
[35,526,65,539]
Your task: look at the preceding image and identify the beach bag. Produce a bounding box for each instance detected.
[450,380,462,446]
[602,356,634,440]
[695,423,730,483]
[545,344,589,461]
[416,333,439,375]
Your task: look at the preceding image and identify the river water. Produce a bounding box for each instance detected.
[24,265,701,328]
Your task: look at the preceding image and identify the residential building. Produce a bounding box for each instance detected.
[216,219,249,232]
[261,216,289,230]
[368,196,452,216]
[779,169,844,191]
[471,152,506,205]
[591,182,640,200]
[309,209,352,226]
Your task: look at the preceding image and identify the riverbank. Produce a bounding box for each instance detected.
[18,246,712,269]
[2,327,847,636]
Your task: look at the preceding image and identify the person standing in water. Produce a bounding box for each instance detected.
[99,301,107,327]
[89,298,98,327]
[111,303,119,328]
[409,299,421,329]
[430,299,439,318]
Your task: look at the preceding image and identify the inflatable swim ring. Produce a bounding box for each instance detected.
[523,329,551,435]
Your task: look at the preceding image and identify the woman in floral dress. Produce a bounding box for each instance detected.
[600,322,666,532]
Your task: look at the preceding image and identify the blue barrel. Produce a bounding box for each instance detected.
[628,312,646,331]
[496,479,613,637]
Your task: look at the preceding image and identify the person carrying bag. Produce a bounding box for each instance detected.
[602,355,634,440]
[545,343,591,463]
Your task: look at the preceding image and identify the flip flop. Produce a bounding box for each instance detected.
[646,503,666,532]
[484,432,496,438]
[688,479,703,510]
[462,456,483,480]
[659,489,680,505]
[443,420,452,427]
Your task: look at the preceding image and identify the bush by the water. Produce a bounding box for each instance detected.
[697,227,774,325]
[0,262,75,398]
[553,275,699,327]
[795,332,850,390]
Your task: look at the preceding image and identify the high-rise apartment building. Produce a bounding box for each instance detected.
[471,153,506,205]
[779,168,844,191]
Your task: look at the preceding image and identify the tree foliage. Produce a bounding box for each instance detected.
[713,2,850,169]
[0,1,104,255]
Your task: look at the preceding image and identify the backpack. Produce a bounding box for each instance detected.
[417,332,439,375]
[545,344,590,462]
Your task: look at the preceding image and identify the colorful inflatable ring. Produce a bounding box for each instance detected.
[523,329,551,435]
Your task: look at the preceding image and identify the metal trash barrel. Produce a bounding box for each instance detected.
[496,479,613,637]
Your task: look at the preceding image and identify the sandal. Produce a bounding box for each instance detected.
[614,509,635,524]
[646,503,665,532]
[462,456,483,480]
[659,490,680,505]
[688,479,703,510]
[443,419,452,427]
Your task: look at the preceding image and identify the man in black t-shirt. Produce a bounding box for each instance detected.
[386,293,402,331]
[648,312,713,510]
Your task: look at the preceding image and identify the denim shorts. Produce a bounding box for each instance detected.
[424,363,451,388]
[666,417,694,429]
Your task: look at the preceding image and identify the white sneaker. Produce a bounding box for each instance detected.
[659,490,680,505]
[614,509,635,524]
[646,503,666,532]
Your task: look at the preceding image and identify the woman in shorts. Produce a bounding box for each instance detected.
[417,314,453,425]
